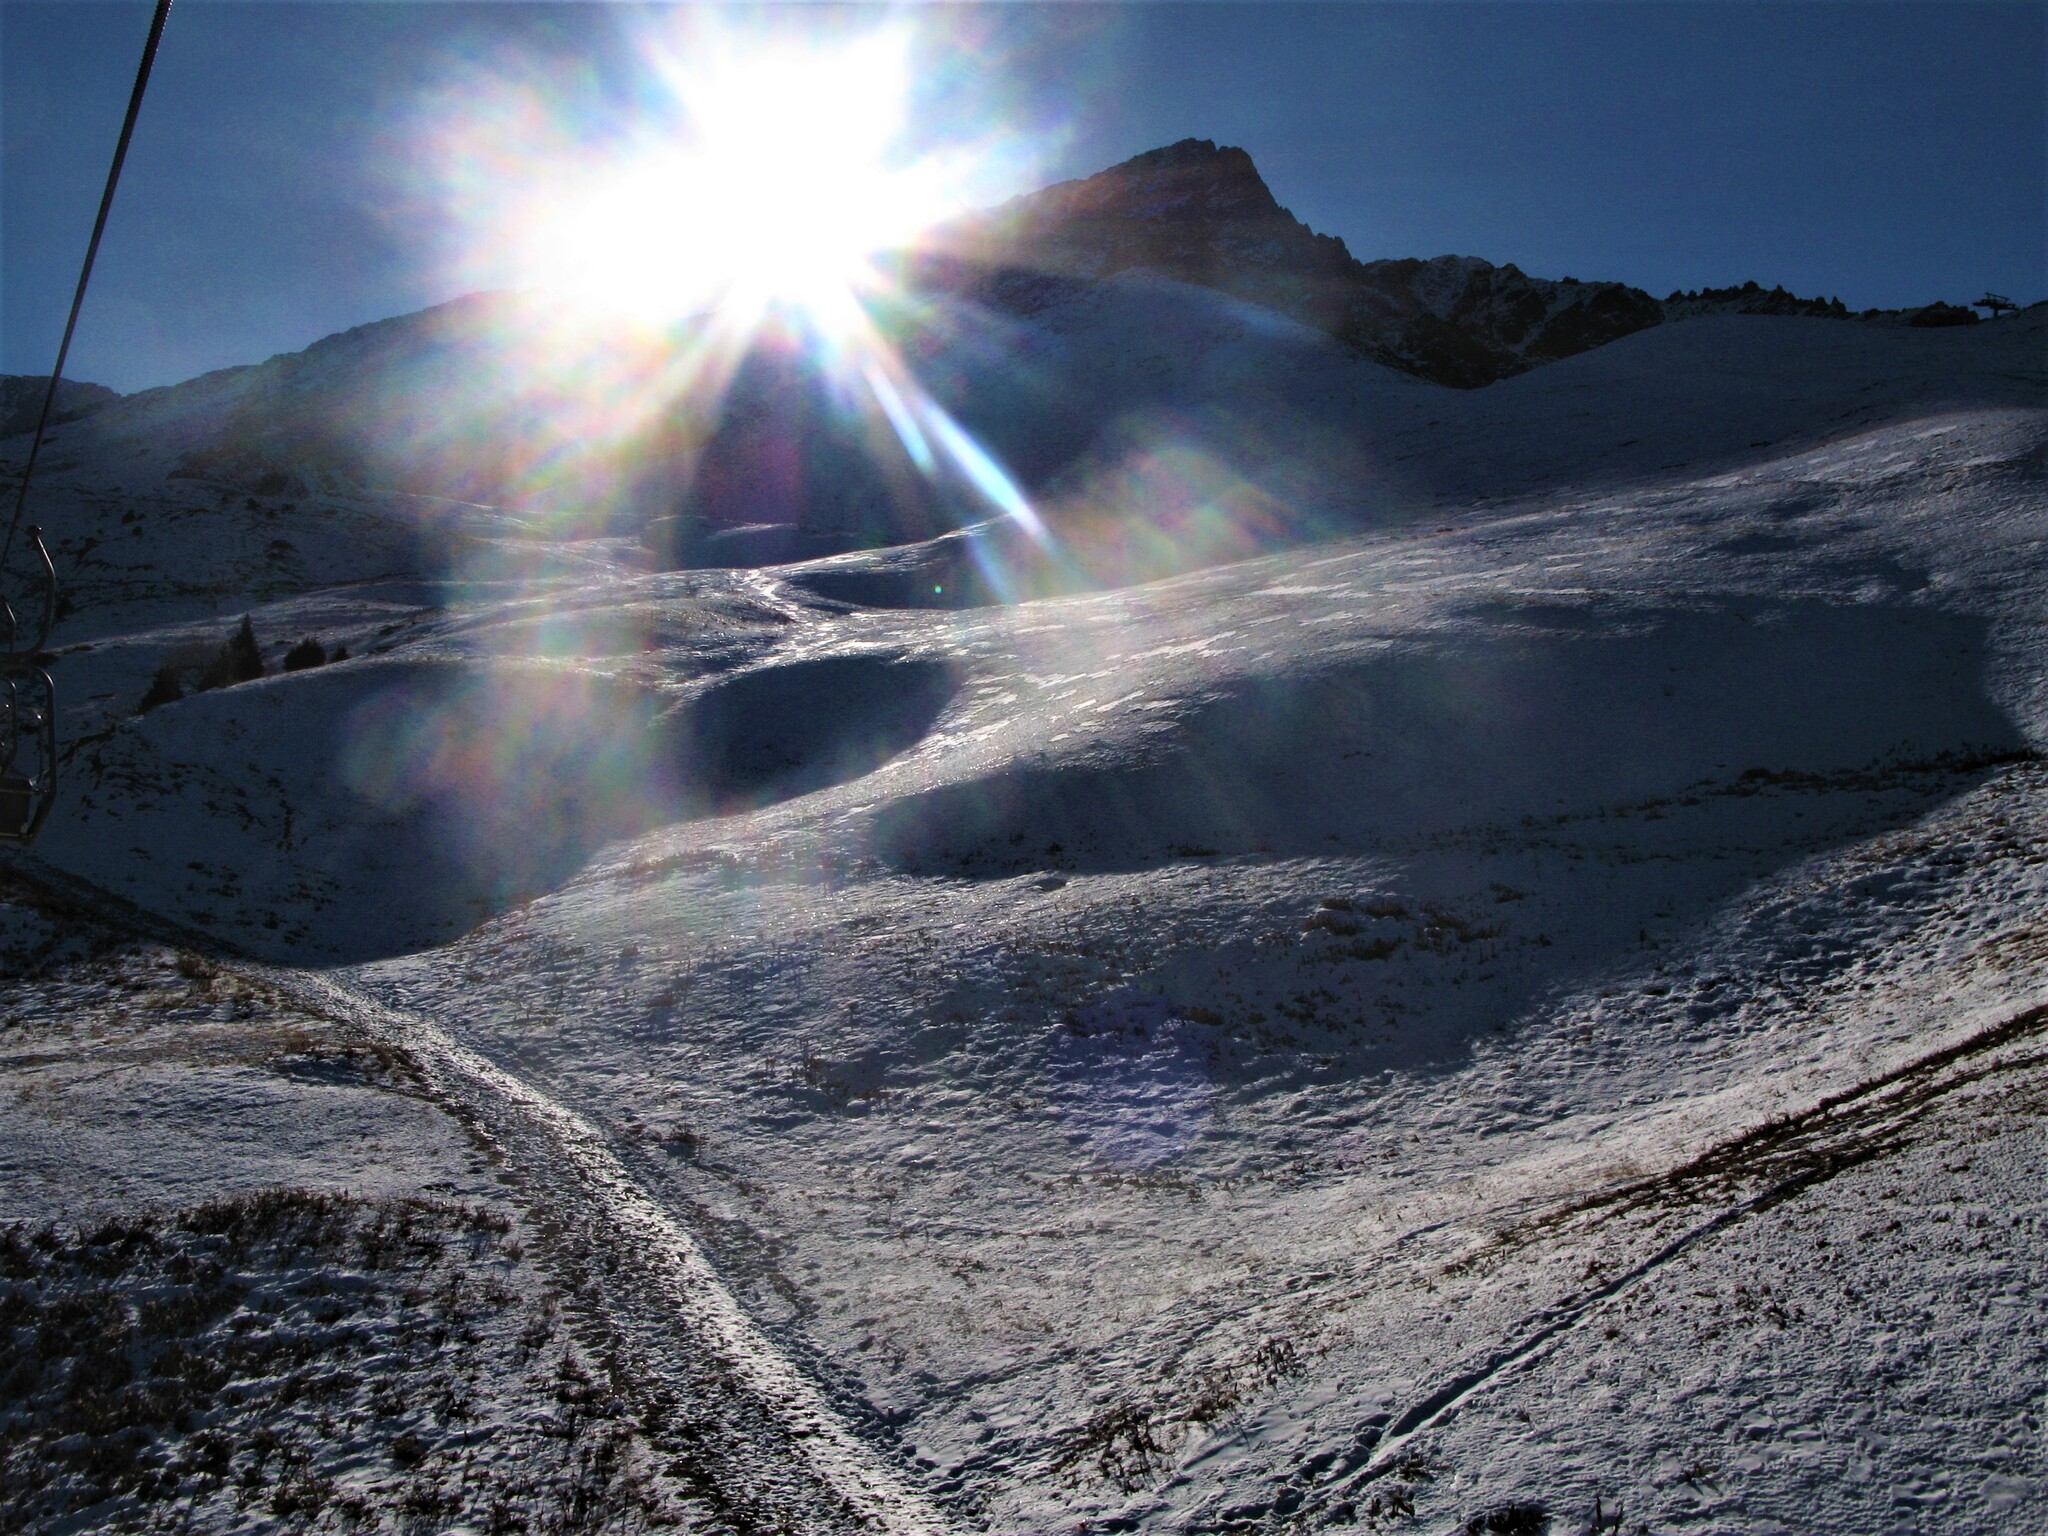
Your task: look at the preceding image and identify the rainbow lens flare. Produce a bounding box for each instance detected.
[408,9,1052,551]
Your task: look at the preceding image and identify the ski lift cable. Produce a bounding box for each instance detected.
[1,0,173,586]
[0,0,169,847]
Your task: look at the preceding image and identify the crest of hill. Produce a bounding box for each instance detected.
[1664,280,1852,320]
[0,375,120,438]
[15,137,2033,579]
[917,138,1668,388]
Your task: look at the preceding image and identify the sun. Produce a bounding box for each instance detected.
[527,26,953,330]
[417,12,1054,553]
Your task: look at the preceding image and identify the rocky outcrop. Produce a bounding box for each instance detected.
[1662,281,1851,320]
[916,139,1666,388]
[1346,255,1666,387]
[1907,301,1980,328]
[0,375,120,440]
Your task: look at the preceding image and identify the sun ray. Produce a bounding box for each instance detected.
[417,11,1056,555]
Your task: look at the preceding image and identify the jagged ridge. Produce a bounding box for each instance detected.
[918,138,1668,389]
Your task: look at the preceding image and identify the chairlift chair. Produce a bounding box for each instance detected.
[0,526,59,844]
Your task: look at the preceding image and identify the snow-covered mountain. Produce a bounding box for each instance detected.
[6,139,2005,586]
[11,272,2034,639]
[1,136,2045,1535]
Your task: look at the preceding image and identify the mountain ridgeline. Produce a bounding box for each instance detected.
[2,139,1965,568]
[0,376,120,439]
[917,138,1670,389]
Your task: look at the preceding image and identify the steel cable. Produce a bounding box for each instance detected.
[1,0,173,585]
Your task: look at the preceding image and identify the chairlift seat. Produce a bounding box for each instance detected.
[0,773,33,841]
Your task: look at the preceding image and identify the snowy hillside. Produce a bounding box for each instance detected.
[0,225,2043,1534]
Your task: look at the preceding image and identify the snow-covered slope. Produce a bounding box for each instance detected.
[1372,307,2047,505]
[14,242,2028,628]
[2,287,2044,1532]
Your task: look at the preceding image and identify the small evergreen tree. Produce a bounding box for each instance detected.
[227,616,264,680]
[197,616,267,691]
[137,664,184,713]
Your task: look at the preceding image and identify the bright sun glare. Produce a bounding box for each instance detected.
[532,27,952,328]
[424,13,1052,558]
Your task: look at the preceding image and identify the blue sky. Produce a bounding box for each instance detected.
[4,1,2042,393]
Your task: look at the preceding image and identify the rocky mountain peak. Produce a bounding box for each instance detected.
[923,137,1352,309]
[1018,138,1299,234]
[920,139,1663,388]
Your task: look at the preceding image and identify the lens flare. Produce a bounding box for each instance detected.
[530,27,950,329]
[407,8,1057,554]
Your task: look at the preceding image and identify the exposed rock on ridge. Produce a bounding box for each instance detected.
[1662,280,1851,320]
[919,138,1667,388]
[0,375,121,440]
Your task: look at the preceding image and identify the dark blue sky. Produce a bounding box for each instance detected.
[5,2,2042,393]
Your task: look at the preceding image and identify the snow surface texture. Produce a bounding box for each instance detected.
[0,299,2044,1533]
